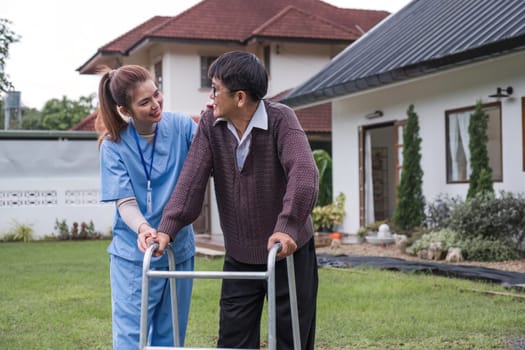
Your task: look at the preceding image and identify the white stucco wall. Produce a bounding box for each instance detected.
[0,136,114,238]
[267,43,338,97]
[332,50,525,232]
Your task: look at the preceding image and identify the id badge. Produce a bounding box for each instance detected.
[146,181,152,214]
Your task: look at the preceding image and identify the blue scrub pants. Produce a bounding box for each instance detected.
[110,254,194,349]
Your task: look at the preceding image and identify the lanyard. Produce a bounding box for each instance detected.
[130,120,159,214]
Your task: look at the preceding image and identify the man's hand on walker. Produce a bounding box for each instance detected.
[150,232,171,257]
[267,232,297,258]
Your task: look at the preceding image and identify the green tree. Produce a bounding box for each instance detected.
[41,95,95,130]
[467,100,494,199]
[313,149,332,206]
[393,104,425,231]
[21,107,44,129]
[0,18,20,93]
[0,99,44,130]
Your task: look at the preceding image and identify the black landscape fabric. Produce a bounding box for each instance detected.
[317,253,525,287]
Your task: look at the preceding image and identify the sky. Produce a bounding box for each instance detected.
[4,0,411,109]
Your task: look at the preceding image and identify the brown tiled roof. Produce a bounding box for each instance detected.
[101,16,172,54]
[151,0,387,42]
[295,103,331,133]
[78,0,388,72]
[252,5,360,39]
[70,111,97,131]
[269,89,331,133]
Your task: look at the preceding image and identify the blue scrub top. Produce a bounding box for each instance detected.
[100,112,198,267]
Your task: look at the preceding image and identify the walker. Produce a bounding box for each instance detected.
[139,242,301,350]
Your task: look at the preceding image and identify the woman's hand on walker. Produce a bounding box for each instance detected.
[137,224,156,253]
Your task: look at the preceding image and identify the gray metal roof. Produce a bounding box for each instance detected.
[282,0,525,107]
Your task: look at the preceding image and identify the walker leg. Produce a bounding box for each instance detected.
[286,255,301,350]
[139,243,156,349]
[166,246,180,347]
[139,243,180,349]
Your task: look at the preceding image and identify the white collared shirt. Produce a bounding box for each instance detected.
[224,101,268,171]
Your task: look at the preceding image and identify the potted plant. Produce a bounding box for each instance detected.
[312,193,346,233]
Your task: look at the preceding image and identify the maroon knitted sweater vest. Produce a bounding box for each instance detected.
[159,101,318,264]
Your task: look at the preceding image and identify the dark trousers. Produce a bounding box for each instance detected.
[217,238,318,349]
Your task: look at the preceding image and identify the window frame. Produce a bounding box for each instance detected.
[200,56,218,88]
[154,61,163,92]
[445,101,503,184]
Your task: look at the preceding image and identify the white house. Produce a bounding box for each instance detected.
[76,0,388,237]
[282,0,525,233]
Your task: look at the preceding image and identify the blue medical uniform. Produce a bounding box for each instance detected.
[100,112,197,349]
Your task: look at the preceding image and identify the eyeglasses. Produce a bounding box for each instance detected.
[211,85,242,98]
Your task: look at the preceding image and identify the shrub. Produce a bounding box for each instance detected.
[448,191,525,250]
[84,220,102,239]
[1,233,17,242]
[406,229,521,262]
[456,236,521,262]
[414,191,525,261]
[424,194,461,230]
[1,221,34,242]
[54,219,70,240]
[53,219,104,240]
[406,229,460,256]
[467,100,494,199]
[392,104,425,231]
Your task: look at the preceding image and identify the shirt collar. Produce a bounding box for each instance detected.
[250,101,268,131]
[213,101,268,132]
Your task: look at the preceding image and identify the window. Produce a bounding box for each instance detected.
[200,56,218,88]
[445,102,502,183]
[263,45,271,75]
[154,61,163,92]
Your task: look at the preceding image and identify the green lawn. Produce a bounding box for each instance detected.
[0,240,524,349]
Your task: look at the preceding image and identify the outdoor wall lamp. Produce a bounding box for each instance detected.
[365,110,383,119]
[488,86,513,98]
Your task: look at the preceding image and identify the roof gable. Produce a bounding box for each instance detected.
[252,5,360,40]
[78,0,389,73]
[283,0,525,107]
[70,111,97,131]
[101,16,172,54]
[151,0,387,42]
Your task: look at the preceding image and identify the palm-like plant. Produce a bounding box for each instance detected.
[312,149,332,207]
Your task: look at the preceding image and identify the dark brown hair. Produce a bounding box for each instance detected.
[208,51,268,102]
[96,64,153,146]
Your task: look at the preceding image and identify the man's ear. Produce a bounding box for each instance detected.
[236,91,248,108]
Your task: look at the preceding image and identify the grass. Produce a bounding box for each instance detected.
[0,240,524,349]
